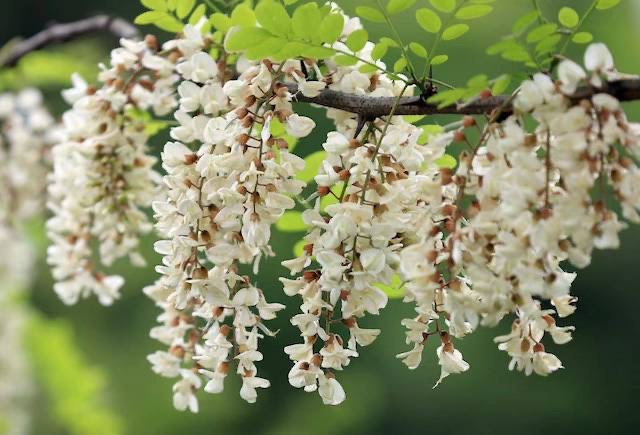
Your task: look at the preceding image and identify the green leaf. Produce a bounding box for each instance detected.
[300,45,337,59]
[418,124,444,143]
[210,13,232,32]
[467,74,488,88]
[297,151,326,182]
[167,0,176,10]
[176,0,195,19]
[320,13,344,44]
[226,27,273,51]
[256,0,291,37]
[285,0,300,4]
[429,0,455,13]
[558,7,579,28]
[356,6,386,23]
[293,239,307,256]
[535,34,562,55]
[512,10,538,34]
[380,36,399,47]
[276,211,307,232]
[572,31,593,44]
[491,74,511,95]
[455,4,493,20]
[231,4,256,27]
[358,64,377,73]
[430,54,448,65]
[387,0,416,14]
[334,55,359,66]
[596,0,620,10]
[394,57,408,72]
[274,41,307,61]
[428,88,465,108]
[141,0,167,11]
[526,23,558,43]
[189,4,206,25]
[292,2,321,40]
[346,29,369,52]
[134,11,166,25]
[375,274,404,299]
[501,47,531,62]
[246,36,286,60]
[442,24,469,41]
[416,8,441,33]
[486,38,520,55]
[156,15,184,32]
[371,42,389,60]
[435,154,457,169]
[409,42,428,58]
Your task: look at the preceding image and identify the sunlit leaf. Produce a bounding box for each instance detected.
[387,0,416,14]
[375,274,404,299]
[558,7,579,28]
[297,151,326,183]
[416,8,442,33]
[276,211,307,232]
[430,54,448,65]
[596,0,620,10]
[320,13,344,44]
[429,0,455,13]
[356,6,386,23]
[256,0,291,37]
[292,2,321,40]
[435,154,457,169]
[455,4,493,20]
[141,0,166,12]
[346,29,369,52]
[442,24,469,41]
[409,42,428,58]
[176,0,195,19]
[526,23,558,43]
[572,31,593,44]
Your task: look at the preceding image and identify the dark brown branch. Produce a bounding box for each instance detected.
[0,15,139,67]
[286,78,640,117]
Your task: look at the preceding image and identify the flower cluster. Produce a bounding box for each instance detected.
[280,14,456,402]
[46,36,176,305]
[396,43,640,384]
[146,22,319,410]
[0,88,58,435]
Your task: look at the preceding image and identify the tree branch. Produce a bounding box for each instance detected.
[0,15,140,68]
[286,78,640,117]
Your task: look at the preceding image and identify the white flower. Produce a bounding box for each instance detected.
[584,43,614,73]
[397,343,424,370]
[557,60,586,94]
[286,114,316,138]
[239,376,270,403]
[318,375,346,405]
[434,343,470,387]
[532,351,563,376]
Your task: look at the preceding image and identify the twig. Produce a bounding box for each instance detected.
[1,15,139,67]
[286,79,640,117]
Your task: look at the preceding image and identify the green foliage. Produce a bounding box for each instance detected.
[276,211,307,232]
[297,151,326,183]
[0,44,100,92]
[25,314,123,435]
[374,274,404,299]
[135,0,210,33]
[225,1,344,61]
[487,0,621,69]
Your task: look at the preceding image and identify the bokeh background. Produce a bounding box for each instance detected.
[1,1,639,434]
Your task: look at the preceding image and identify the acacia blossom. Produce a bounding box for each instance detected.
[47,36,176,305]
[146,21,319,410]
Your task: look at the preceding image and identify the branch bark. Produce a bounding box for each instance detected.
[0,15,140,68]
[286,78,640,117]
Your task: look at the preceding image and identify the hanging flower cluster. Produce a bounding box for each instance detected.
[396,43,640,384]
[46,36,177,305]
[0,88,54,435]
[280,15,452,404]
[145,21,321,410]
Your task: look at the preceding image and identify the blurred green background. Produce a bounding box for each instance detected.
[2,1,640,434]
